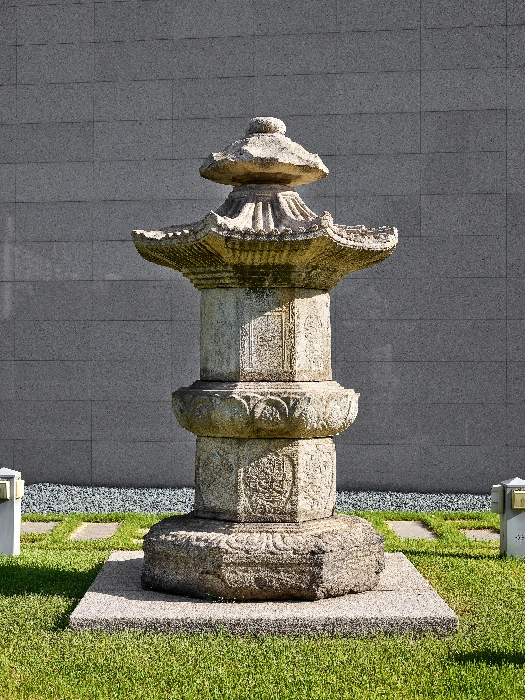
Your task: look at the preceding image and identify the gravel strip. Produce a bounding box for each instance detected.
[22,483,491,514]
[22,484,196,515]
[336,490,490,512]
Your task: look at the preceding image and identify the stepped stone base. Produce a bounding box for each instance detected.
[141,514,384,601]
[68,551,458,636]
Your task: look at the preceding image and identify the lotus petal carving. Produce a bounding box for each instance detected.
[172,381,359,438]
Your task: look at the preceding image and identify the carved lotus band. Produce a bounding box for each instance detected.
[172,381,359,438]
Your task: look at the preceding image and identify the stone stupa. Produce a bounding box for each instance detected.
[132,117,398,601]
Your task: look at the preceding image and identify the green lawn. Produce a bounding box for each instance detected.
[1,511,524,700]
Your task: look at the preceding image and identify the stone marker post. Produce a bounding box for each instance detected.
[132,117,397,600]
[0,469,24,556]
[491,477,525,557]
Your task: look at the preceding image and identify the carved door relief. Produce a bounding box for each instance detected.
[239,289,295,380]
[201,288,331,381]
[241,450,294,518]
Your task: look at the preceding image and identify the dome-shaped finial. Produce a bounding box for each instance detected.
[246,117,286,136]
[200,116,328,187]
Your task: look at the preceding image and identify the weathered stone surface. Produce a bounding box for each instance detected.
[173,381,359,438]
[131,117,394,602]
[386,521,437,540]
[132,119,397,290]
[194,437,336,522]
[214,184,319,232]
[69,551,459,637]
[21,521,59,534]
[141,514,385,601]
[199,117,328,187]
[200,288,332,381]
[132,205,397,290]
[70,522,121,541]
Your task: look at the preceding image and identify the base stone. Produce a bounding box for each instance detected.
[141,514,384,601]
[68,551,458,636]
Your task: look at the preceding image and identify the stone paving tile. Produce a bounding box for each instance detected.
[461,528,499,541]
[21,521,59,534]
[386,520,437,540]
[70,522,121,541]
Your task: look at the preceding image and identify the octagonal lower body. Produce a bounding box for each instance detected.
[194,436,336,522]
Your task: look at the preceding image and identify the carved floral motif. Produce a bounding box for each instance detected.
[144,513,381,556]
[173,381,359,438]
[142,513,385,600]
[242,453,293,516]
[193,437,335,523]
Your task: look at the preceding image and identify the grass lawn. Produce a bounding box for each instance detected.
[1,510,524,700]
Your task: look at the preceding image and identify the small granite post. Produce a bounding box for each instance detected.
[132,117,398,601]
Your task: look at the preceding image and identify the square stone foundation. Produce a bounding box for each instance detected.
[68,551,458,636]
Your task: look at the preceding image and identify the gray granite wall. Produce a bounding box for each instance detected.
[1,1,523,493]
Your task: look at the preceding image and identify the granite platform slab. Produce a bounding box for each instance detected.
[386,520,437,540]
[68,551,458,636]
[70,523,121,541]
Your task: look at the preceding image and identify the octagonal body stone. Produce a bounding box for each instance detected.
[200,288,331,381]
[141,514,385,601]
[194,436,335,522]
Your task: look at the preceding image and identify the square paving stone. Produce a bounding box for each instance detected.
[461,528,500,541]
[21,521,59,534]
[68,551,458,636]
[386,520,437,539]
[70,522,121,541]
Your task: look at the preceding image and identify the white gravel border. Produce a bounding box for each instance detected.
[22,483,491,514]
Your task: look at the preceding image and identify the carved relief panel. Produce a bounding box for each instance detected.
[239,288,295,380]
[294,291,331,380]
[239,445,295,519]
[200,288,331,381]
[297,440,336,516]
[194,436,335,523]
[194,440,237,518]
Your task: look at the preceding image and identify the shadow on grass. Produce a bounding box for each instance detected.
[400,549,500,561]
[0,559,104,599]
[450,650,525,666]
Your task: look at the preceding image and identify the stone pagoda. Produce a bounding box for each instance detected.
[132,117,397,601]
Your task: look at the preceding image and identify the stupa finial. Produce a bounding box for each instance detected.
[245,116,286,135]
[199,117,328,187]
